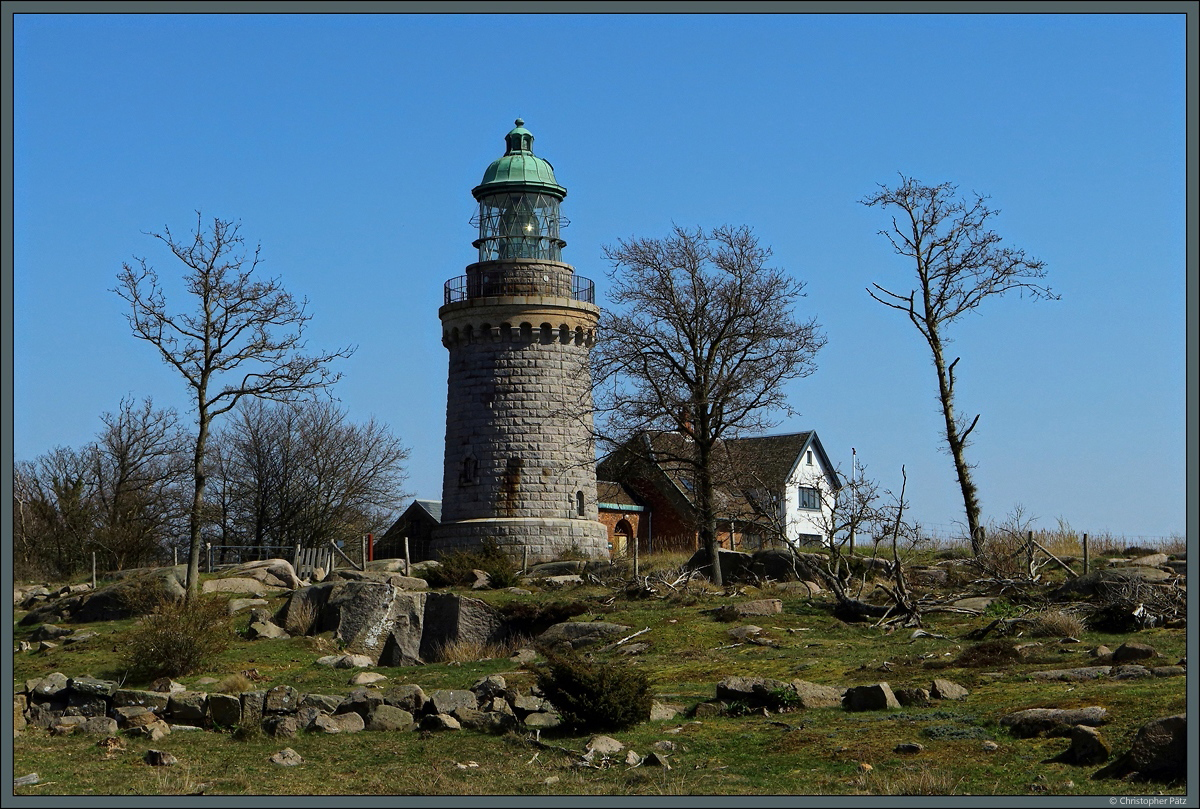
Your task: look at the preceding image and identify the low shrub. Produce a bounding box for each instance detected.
[954,639,1022,667]
[533,647,653,732]
[423,538,519,589]
[498,600,588,637]
[1029,609,1085,638]
[119,592,234,680]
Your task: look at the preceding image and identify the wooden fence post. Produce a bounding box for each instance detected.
[92,552,96,591]
[522,545,528,575]
[634,534,639,578]
[404,537,410,577]
[1083,533,1089,575]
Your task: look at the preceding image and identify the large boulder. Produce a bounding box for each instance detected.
[19,566,187,625]
[537,621,631,651]
[1094,714,1186,782]
[202,577,283,597]
[418,593,505,661]
[221,559,303,590]
[843,683,900,712]
[685,548,753,583]
[325,569,428,590]
[1051,567,1172,599]
[1000,706,1108,738]
[280,581,427,666]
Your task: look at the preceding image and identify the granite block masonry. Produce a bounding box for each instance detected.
[432,119,608,563]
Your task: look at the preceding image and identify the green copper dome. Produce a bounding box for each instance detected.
[472,118,567,201]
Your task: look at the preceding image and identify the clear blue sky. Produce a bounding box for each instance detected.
[10,11,1191,541]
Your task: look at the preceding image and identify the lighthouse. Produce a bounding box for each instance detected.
[432,119,609,563]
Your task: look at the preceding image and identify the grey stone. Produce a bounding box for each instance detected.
[383,684,427,714]
[453,706,491,731]
[523,711,562,729]
[144,749,178,766]
[470,674,508,701]
[511,694,546,714]
[1029,666,1112,681]
[334,654,375,669]
[115,706,157,728]
[894,687,931,708]
[20,566,187,625]
[338,687,385,720]
[300,693,343,714]
[542,574,584,587]
[222,558,303,590]
[207,693,242,727]
[893,743,925,754]
[263,715,299,738]
[1112,665,1151,679]
[65,693,108,717]
[203,577,279,596]
[587,735,624,754]
[419,713,461,731]
[538,620,631,650]
[693,702,725,718]
[24,704,65,729]
[1112,642,1159,663]
[134,720,170,741]
[1150,666,1186,678]
[247,621,290,640]
[428,689,478,716]
[37,641,58,652]
[79,717,119,735]
[509,648,538,665]
[270,747,303,766]
[1048,724,1110,765]
[685,547,754,582]
[1094,714,1186,782]
[228,598,269,614]
[1051,567,1171,599]
[842,683,900,712]
[240,691,266,728]
[930,678,969,700]
[650,701,683,721]
[63,631,97,645]
[790,680,846,709]
[264,685,299,714]
[326,569,428,590]
[732,599,783,617]
[312,712,364,734]
[167,691,208,724]
[366,705,414,731]
[28,672,69,699]
[1000,706,1108,738]
[29,624,72,642]
[419,593,505,661]
[349,672,388,686]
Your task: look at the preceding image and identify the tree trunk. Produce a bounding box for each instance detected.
[696,439,723,586]
[929,330,983,555]
[186,413,210,600]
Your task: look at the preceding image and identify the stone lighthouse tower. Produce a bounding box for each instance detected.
[432,119,609,563]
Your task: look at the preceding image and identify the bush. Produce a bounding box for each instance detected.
[120,593,234,680]
[423,538,519,589]
[498,600,588,637]
[1029,609,1085,638]
[533,648,653,732]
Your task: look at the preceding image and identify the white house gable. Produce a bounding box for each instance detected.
[783,434,840,545]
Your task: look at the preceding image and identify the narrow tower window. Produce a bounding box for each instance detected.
[576,490,585,517]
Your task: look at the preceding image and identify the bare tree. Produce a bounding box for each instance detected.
[861,176,1057,556]
[89,396,189,571]
[13,448,95,578]
[115,213,354,597]
[594,225,826,585]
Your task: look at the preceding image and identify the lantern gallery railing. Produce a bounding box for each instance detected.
[444,274,595,305]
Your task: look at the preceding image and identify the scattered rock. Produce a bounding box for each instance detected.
[144,749,178,766]
[538,620,632,650]
[1094,714,1186,782]
[730,599,783,617]
[366,705,414,732]
[650,701,683,721]
[349,671,388,686]
[246,621,290,640]
[587,735,625,755]
[228,598,269,614]
[1029,666,1111,681]
[1112,642,1159,663]
[894,687,931,708]
[419,713,461,731]
[842,683,900,712]
[893,743,924,754]
[270,747,303,767]
[1000,706,1108,738]
[930,678,968,700]
[790,680,846,709]
[981,741,1000,752]
[1047,725,1110,765]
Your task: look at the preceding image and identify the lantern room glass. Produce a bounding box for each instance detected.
[472,191,568,262]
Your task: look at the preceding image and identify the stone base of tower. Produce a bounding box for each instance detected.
[431,517,610,564]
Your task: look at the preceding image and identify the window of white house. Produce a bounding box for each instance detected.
[798,486,820,510]
[807,450,813,465]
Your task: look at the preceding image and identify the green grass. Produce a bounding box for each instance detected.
[12,555,1189,797]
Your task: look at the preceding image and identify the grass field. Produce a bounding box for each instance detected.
[10,546,1189,797]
